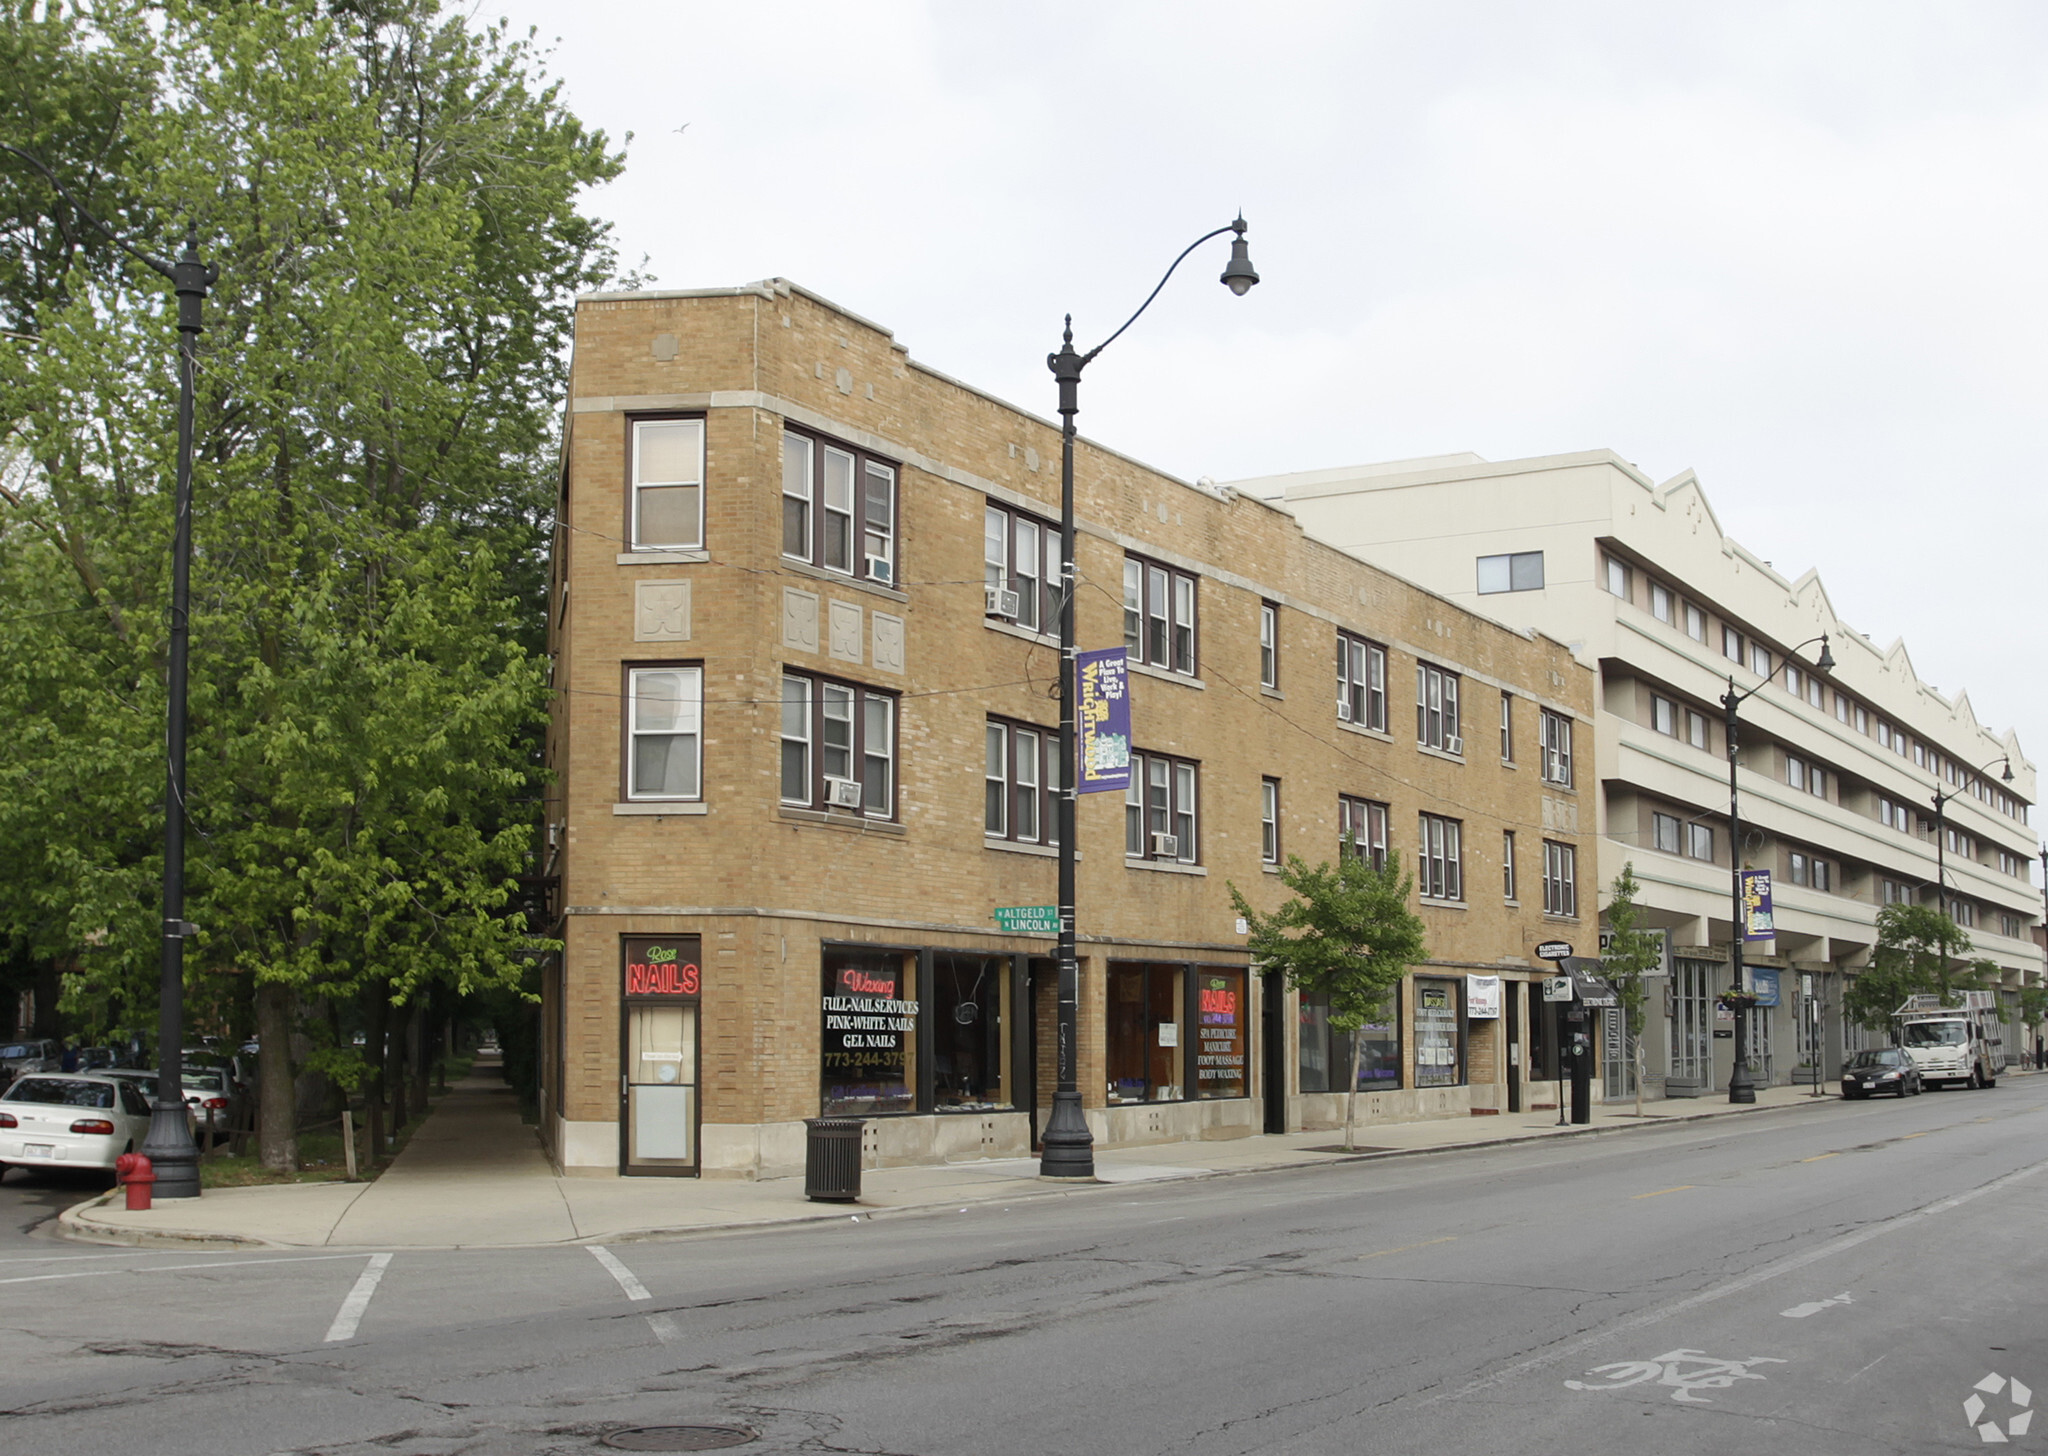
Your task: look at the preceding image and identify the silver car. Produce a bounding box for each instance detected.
[0,1039,62,1092]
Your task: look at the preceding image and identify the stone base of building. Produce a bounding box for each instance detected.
[1293,1087,1484,1129]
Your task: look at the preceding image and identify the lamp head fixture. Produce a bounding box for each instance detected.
[1814,635,1836,674]
[1220,215,1259,297]
[2003,759,2015,783]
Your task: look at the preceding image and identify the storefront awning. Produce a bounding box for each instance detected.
[1563,957,1620,1009]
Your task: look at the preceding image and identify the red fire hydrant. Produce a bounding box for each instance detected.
[115,1152,154,1211]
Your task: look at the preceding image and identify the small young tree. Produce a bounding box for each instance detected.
[2018,986,2048,1069]
[1600,863,1663,1118]
[1229,837,1427,1152]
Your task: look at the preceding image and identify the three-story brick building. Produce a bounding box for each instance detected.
[541,281,1596,1178]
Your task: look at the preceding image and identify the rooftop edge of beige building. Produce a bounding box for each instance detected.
[542,283,1596,1180]
[1228,449,2041,1097]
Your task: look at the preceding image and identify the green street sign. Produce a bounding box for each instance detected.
[995,905,1060,933]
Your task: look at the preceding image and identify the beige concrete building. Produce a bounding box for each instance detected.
[1230,450,2043,1095]
[540,284,1597,1178]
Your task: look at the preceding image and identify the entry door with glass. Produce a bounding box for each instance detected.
[1667,958,1714,1095]
[621,935,702,1176]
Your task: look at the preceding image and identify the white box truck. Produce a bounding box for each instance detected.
[1895,991,2005,1090]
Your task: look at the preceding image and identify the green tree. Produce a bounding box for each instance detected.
[1599,862,1662,1118]
[1230,838,1427,1152]
[2018,986,2047,1068]
[1844,902,1979,1031]
[0,0,621,1169]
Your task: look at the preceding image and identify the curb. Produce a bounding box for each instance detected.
[56,1091,1848,1251]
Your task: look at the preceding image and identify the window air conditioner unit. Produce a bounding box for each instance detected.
[1444,734,1464,755]
[985,585,1020,618]
[865,555,893,585]
[825,776,864,809]
[1151,832,1179,858]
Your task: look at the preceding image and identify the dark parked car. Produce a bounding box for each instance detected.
[1841,1047,1922,1099]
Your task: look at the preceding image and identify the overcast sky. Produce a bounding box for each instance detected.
[481,0,2048,771]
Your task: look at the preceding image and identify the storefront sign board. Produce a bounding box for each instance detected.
[1543,975,1574,1003]
[1535,940,1574,962]
[1076,647,1131,793]
[1465,975,1502,1019]
[1750,967,1781,1007]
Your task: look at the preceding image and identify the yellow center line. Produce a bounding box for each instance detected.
[1801,1153,1840,1162]
[1900,1131,1931,1139]
[1633,1185,1695,1199]
[1353,1236,1457,1262]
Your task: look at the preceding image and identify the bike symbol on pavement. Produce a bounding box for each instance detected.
[1964,1372,2034,1444]
[1566,1348,1787,1404]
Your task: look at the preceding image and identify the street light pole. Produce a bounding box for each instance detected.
[1039,219,1258,1179]
[0,148,216,1197]
[1721,633,1834,1104]
[1928,754,2013,1003]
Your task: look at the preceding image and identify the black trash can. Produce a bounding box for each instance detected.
[804,1117,866,1202]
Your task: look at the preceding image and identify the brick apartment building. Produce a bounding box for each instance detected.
[540,280,1596,1179]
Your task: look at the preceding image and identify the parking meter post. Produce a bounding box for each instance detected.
[1568,1005,1593,1125]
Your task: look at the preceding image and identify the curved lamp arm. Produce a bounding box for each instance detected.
[1726,633,1834,712]
[1081,216,1254,363]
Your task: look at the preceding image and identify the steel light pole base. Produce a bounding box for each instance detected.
[1038,1091,1095,1178]
[1727,1065,1758,1105]
[138,1101,200,1199]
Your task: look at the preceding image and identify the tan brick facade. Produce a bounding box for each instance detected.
[543,280,1597,1178]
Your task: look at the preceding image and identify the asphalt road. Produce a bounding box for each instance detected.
[5,1080,2046,1456]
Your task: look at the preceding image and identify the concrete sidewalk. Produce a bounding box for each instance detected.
[63,1072,1851,1251]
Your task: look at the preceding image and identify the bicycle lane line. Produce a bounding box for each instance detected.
[1434,1153,2048,1402]
[588,1245,678,1345]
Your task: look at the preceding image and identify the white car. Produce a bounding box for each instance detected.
[0,1074,154,1180]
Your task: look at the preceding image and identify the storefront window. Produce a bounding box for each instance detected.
[931,953,1012,1111]
[1298,988,1402,1091]
[820,948,917,1114]
[1194,969,1247,1099]
[1414,976,1464,1087]
[1107,961,1186,1103]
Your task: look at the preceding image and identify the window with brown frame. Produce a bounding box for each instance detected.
[780,671,897,818]
[782,425,898,585]
[1123,555,1198,674]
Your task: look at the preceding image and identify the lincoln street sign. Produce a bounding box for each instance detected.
[995,905,1060,934]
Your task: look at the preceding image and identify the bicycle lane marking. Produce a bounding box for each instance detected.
[1435,1153,2048,1402]
[324,1253,393,1342]
[587,1245,678,1345]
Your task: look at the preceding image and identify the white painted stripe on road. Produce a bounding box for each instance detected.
[0,1252,369,1286]
[323,1253,392,1342]
[588,1245,651,1301]
[1440,1155,2048,1401]
[645,1312,681,1344]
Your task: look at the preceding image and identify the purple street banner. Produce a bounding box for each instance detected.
[1740,869,1775,941]
[1076,647,1131,794]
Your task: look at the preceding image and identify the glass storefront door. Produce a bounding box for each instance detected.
[622,935,701,1176]
[1667,958,1714,1095]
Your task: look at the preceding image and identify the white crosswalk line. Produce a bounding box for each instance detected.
[587,1245,651,1301]
[323,1252,392,1342]
[645,1312,681,1344]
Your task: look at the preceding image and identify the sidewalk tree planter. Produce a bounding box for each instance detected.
[1230,837,1427,1153]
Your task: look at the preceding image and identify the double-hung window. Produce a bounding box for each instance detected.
[1540,709,1574,787]
[1500,692,1514,761]
[1686,709,1708,750]
[1259,602,1280,689]
[1749,642,1771,678]
[781,672,896,817]
[625,665,703,800]
[1542,840,1578,917]
[629,417,705,550]
[1416,662,1461,753]
[1339,795,1389,869]
[985,718,1058,845]
[1417,813,1463,900]
[1260,778,1280,864]
[1337,631,1387,731]
[1603,554,1630,600]
[1650,694,1676,737]
[1723,626,1744,664]
[984,501,1060,632]
[1123,556,1197,674]
[1502,831,1517,900]
[1125,751,1198,862]
[782,427,898,585]
[1685,603,1707,642]
[1650,582,1673,623]
[1686,822,1714,861]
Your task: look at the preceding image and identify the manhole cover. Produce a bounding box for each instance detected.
[601,1426,757,1451]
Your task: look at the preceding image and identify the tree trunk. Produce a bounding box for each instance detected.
[386,1000,408,1143]
[255,978,298,1172]
[365,985,388,1164]
[1345,1030,1363,1153]
[1633,1028,1645,1119]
